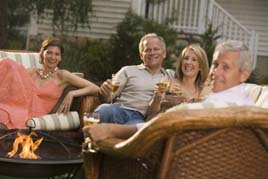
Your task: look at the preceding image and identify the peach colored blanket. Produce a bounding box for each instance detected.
[0,59,62,129]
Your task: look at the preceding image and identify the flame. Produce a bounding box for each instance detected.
[7,131,43,159]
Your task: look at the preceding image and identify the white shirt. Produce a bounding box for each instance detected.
[204,83,255,106]
[136,83,255,130]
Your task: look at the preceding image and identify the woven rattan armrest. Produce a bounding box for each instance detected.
[79,95,101,126]
[96,106,268,157]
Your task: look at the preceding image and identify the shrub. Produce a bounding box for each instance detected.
[200,23,221,66]
[247,69,268,85]
[29,12,222,83]
[61,12,179,82]
[61,39,112,82]
[109,11,178,72]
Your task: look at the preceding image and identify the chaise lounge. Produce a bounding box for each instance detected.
[83,83,268,179]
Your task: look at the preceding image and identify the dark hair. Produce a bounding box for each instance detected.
[39,37,64,65]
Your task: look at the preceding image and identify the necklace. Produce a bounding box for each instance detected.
[37,67,58,79]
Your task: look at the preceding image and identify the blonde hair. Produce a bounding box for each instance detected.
[175,44,209,92]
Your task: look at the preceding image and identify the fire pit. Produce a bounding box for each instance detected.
[0,129,83,178]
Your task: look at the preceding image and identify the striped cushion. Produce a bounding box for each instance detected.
[26,111,80,131]
[245,83,263,103]
[0,51,41,68]
[167,99,243,112]
[256,86,268,108]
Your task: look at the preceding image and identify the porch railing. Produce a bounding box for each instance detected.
[133,0,258,69]
[208,0,258,68]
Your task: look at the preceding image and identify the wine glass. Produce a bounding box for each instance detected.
[111,74,120,103]
[158,76,170,102]
[82,112,100,153]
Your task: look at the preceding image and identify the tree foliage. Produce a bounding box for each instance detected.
[109,11,178,73]
[61,11,222,83]
[33,0,92,31]
[63,11,178,82]
[0,0,92,48]
[200,23,221,66]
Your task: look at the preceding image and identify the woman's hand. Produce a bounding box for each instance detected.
[57,92,74,114]
[169,80,186,97]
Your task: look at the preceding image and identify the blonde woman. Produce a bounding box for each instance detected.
[147,44,210,117]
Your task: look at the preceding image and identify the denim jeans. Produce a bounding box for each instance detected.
[94,104,144,124]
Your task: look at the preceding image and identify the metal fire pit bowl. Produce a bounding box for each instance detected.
[0,129,84,178]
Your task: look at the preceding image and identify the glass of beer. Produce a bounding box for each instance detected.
[83,136,100,153]
[83,112,100,126]
[158,80,169,88]
[157,76,170,102]
[83,112,100,153]
[112,80,120,95]
[111,74,120,103]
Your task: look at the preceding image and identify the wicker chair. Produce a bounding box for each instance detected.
[83,84,268,179]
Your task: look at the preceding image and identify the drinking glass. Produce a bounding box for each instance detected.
[83,112,100,126]
[158,76,170,102]
[83,112,100,153]
[111,74,120,103]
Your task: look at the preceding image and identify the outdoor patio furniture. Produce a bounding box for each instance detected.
[0,50,94,178]
[0,50,92,130]
[83,83,268,179]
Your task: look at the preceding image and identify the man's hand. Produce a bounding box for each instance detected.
[154,82,169,98]
[82,123,113,142]
[99,79,113,102]
[82,123,138,142]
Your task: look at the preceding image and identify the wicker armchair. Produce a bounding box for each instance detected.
[83,84,268,179]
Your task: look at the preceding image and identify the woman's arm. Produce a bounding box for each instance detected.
[57,69,99,113]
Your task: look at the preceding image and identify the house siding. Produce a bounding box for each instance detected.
[216,0,268,57]
[30,0,267,69]
[32,0,132,39]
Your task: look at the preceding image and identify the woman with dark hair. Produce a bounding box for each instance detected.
[0,37,99,129]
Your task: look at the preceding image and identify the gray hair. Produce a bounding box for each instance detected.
[138,33,166,54]
[213,40,252,71]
